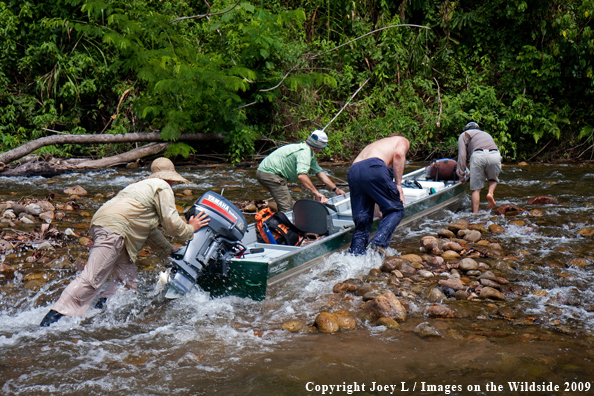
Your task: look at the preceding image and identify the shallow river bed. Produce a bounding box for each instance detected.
[1,162,594,395]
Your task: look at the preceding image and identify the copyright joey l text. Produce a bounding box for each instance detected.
[305,381,592,394]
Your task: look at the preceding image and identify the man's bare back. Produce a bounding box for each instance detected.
[353,135,410,168]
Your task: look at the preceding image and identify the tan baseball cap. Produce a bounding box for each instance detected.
[146,157,191,184]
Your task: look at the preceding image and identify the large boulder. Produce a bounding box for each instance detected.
[315,312,340,333]
[527,196,558,205]
[363,292,407,322]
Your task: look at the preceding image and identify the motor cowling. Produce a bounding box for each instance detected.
[164,191,247,299]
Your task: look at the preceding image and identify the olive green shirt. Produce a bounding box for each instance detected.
[91,178,194,263]
[257,142,324,182]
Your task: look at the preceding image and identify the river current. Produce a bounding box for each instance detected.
[1,162,593,395]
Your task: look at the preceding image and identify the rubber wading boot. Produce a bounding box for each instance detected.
[40,310,64,327]
[94,297,108,310]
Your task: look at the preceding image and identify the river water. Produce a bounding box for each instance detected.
[1,162,594,395]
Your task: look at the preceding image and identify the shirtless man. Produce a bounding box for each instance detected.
[347,133,410,255]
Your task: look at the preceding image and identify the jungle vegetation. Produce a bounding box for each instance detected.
[1,0,593,163]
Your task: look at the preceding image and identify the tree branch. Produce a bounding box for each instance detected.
[170,0,241,23]
[433,77,443,128]
[0,132,224,165]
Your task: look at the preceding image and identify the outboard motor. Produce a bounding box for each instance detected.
[164,191,247,299]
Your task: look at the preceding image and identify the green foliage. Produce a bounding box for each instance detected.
[1,0,593,163]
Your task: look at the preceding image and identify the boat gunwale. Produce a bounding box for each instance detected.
[232,168,464,268]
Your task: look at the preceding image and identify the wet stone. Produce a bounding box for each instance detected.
[448,220,469,233]
[376,317,400,329]
[10,204,26,215]
[315,312,340,333]
[39,211,55,221]
[442,241,463,252]
[417,269,434,278]
[438,229,456,238]
[37,241,53,250]
[488,224,505,234]
[480,286,505,300]
[399,263,417,275]
[463,230,482,242]
[454,290,470,300]
[333,281,358,294]
[478,271,497,281]
[480,279,501,289]
[527,196,558,205]
[577,228,594,237]
[3,210,16,219]
[380,257,407,272]
[468,224,488,233]
[438,277,465,290]
[441,250,460,260]
[441,287,456,298]
[466,270,481,276]
[400,254,422,263]
[64,186,88,195]
[413,322,443,338]
[363,290,383,301]
[25,203,43,216]
[363,292,407,322]
[283,320,303,333]
[334,309,357,329]
[496,307,516,319]
[458,258,478,271]
[46,256,73,269]
[421,235,439,249]
[491,261,512,272]
[425,304,455,318]
[356,284,377,297]
[427,287,446,303]
[38,201,55,211]
[24,279,47,291]
[428,256,445,266]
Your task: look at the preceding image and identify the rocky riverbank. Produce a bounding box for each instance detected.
[284,197,594,336]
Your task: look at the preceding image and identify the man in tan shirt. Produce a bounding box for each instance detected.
[40,158,209,327]
[347,134,410,255]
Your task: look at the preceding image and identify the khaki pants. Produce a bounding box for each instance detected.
[52,226,137,317]
[469,150,502,191]
[256,170,293,213]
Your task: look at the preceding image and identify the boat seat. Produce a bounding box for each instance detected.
[292,199,334,236]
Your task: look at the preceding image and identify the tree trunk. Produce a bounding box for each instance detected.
[0,132,224,165]
[1,142,171,177]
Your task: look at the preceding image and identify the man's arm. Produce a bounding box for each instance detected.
[316,171,347,197]
[456,133,468,181]
[297,173,328,203]
[157,187,208,241]
[391,141,409,204]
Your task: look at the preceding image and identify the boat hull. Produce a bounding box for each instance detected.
[195,174,466,301]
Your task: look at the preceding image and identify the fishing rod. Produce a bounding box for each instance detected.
[321,76,371,132]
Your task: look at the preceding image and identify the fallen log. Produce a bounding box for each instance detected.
[0,132,224,165]
[1,142,170,177]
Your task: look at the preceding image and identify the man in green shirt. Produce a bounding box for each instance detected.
[256,130,346,213]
